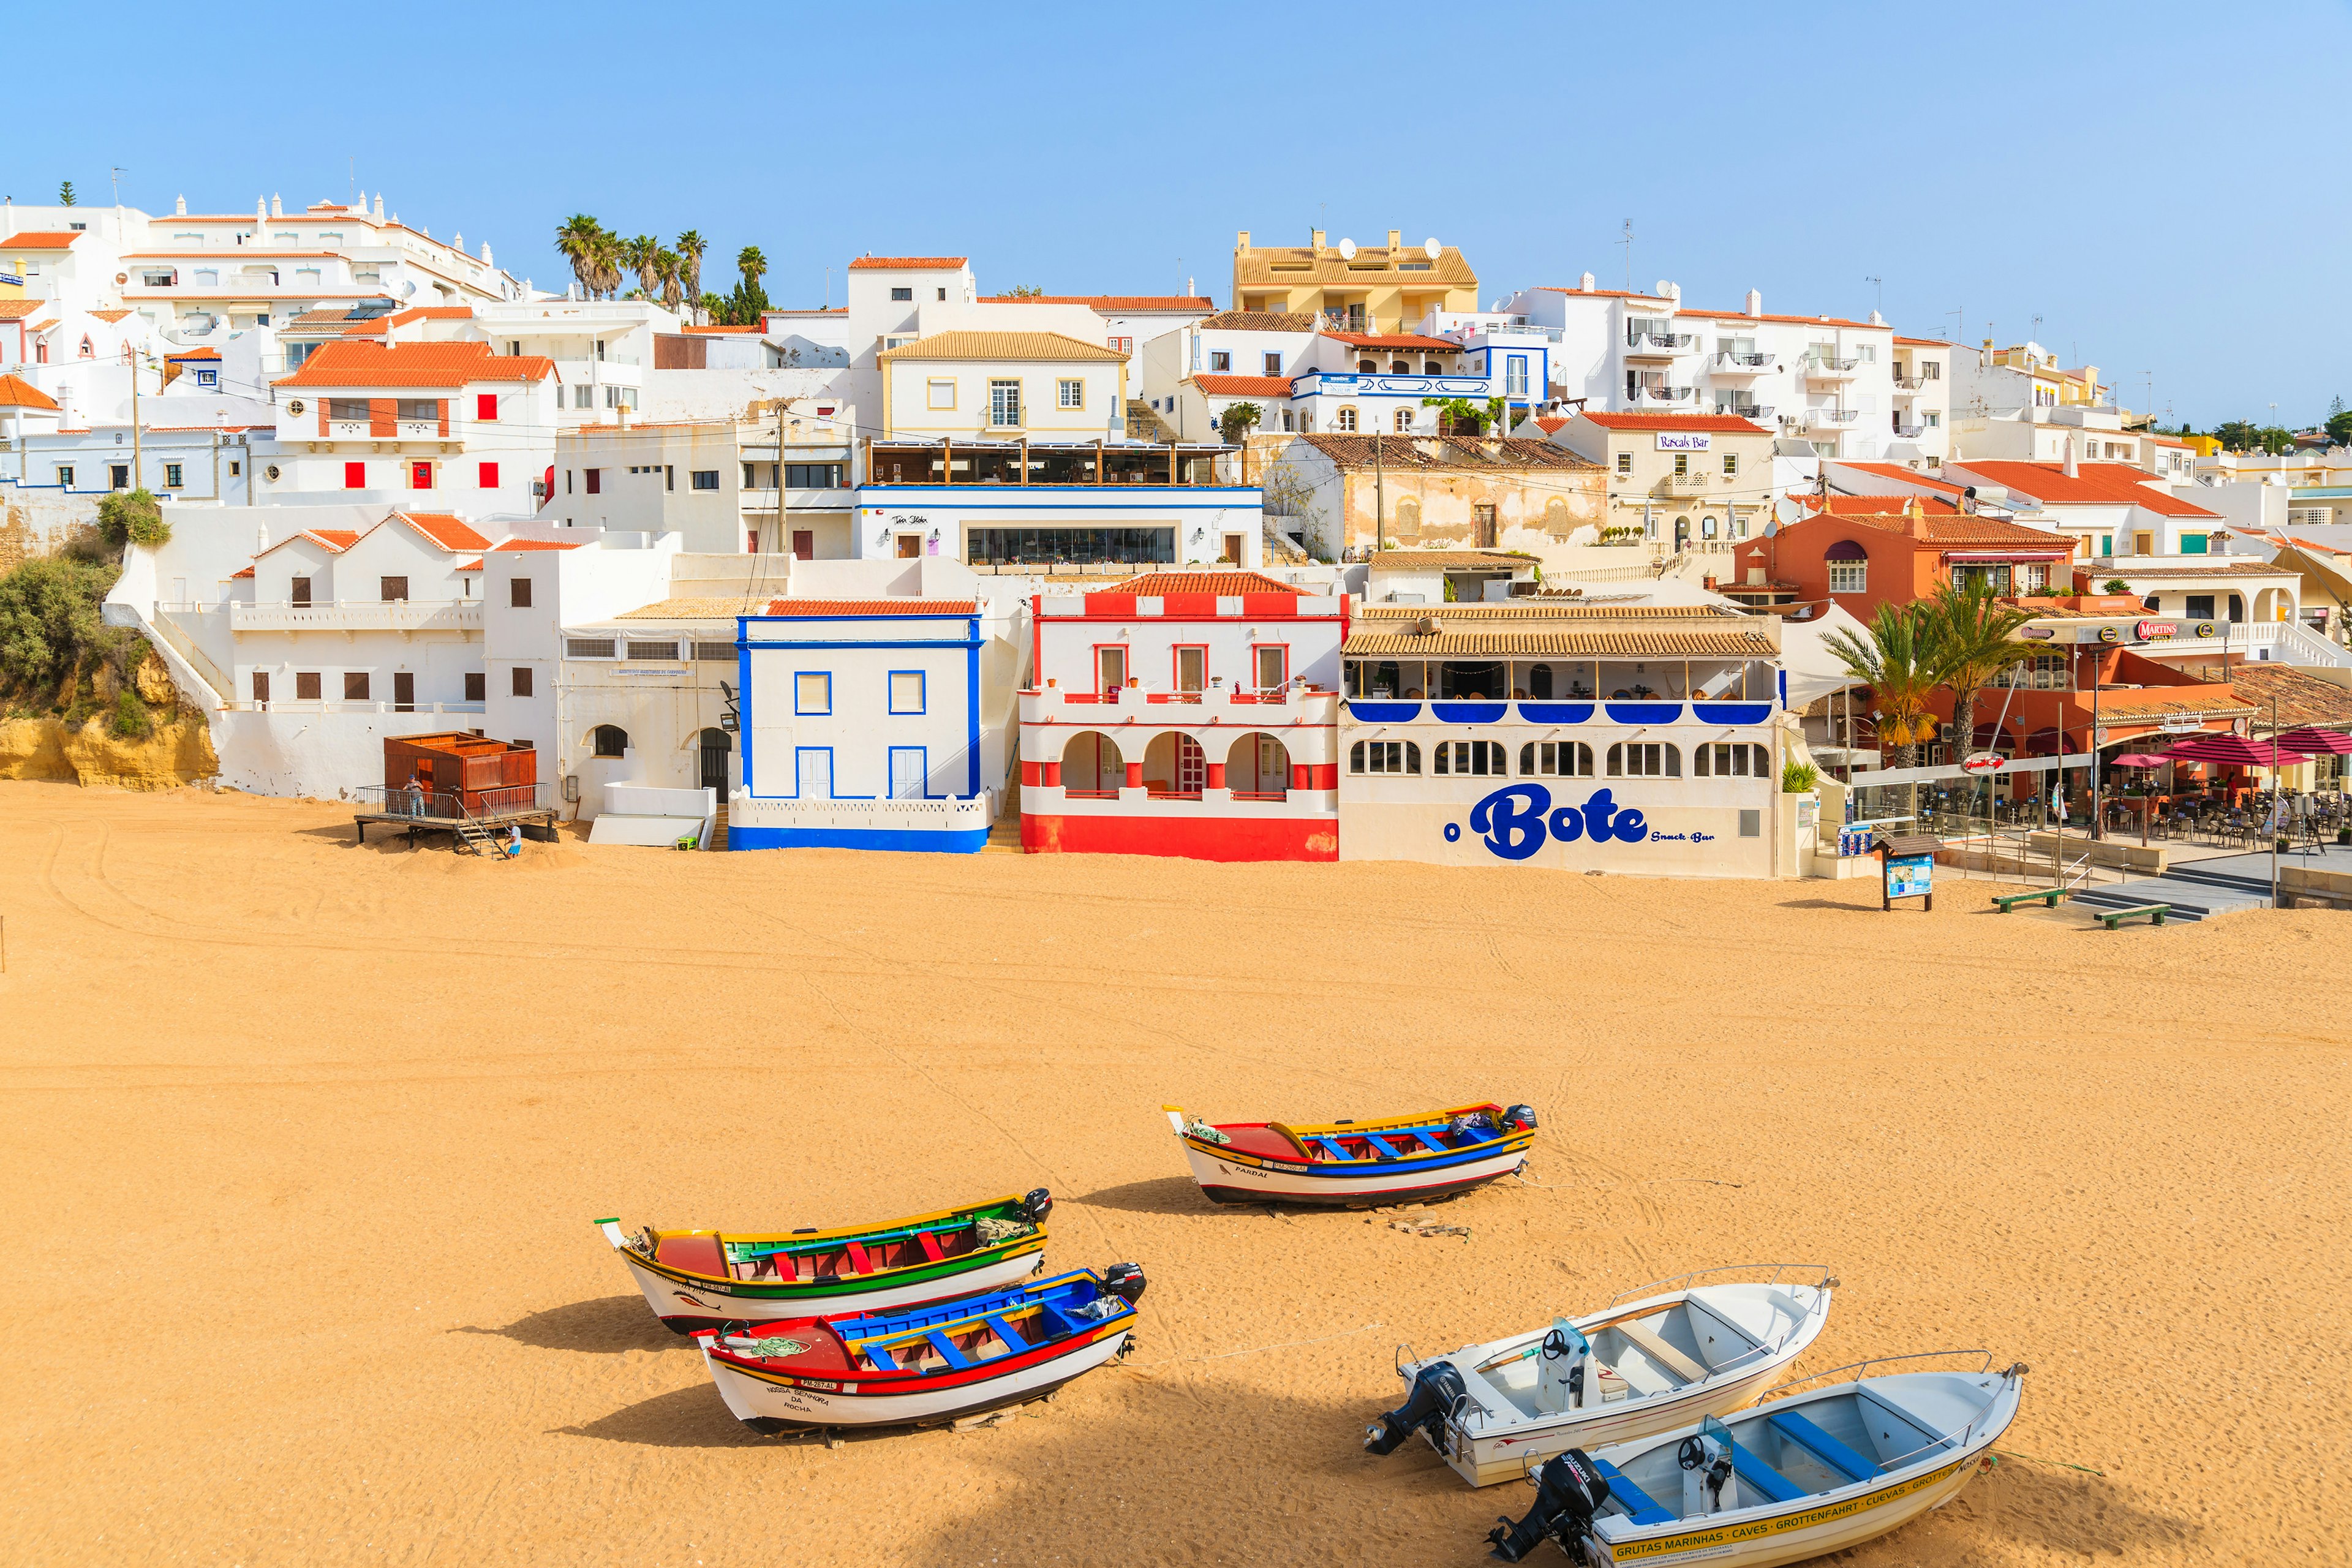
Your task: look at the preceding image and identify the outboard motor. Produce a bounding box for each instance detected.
[1365,1360,1467,1456]
[1019,1188,1054,1225]
[1501,1104,1539,1133]
[1488,1448,1610,1563]
[1101,1262,1147,1307]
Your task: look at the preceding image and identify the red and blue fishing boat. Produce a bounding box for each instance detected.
[1164,1102,1536,1207]
[693,1264,1145,1433]
[597,1190,1052,1331]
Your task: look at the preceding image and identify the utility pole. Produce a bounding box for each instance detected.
[1374,429,1385,552]
[130,348,143,489]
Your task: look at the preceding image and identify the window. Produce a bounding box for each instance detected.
[603,385,631,409]
[1924,411,1940,429]
[1394,408,1412,433]
[1209,351,1231,372]
[399,399,437,421]
[1096,646,1127,692]
[54,465,73,488]
[1336,407,1357,432]
[592,725,629,758]
[786,464,843,488]
[478,462,499,489]
[1828,561,1868,594]
[477,393,499,421]
[565,638,614,658]
[1859,344,1876,363]
[1263,351,1283,375]
[937,287,948,301]
[1740,810,1761,838]
[509,578,532,608]
[1505,354,1529,398]
[573,385,594,409]
[1281,409,1295,431]
[1607,742,1680,777]
[1723,453,1738,475]
[1175,646,1206,692]
[290,576,312,606]
[692,469,721,490]
[989,380,1020,426]
[1351,740,1422,774]
[584,469,600,494]
[295,671,321,700]
[464,673,485,703]
[252,671,270,704]
[692,642,734,660]
[1616,451,1633,474]
[891,286,913,301]
[2185,594,2216,619]
[344,672,370,701]
[195,369,217,388]
[1692,743,1770,778]
[1519,741,1595,777]
[1254,646,1286,688]
[1392,360,1409,374]
[889,671,926,714]
[344,461,366,489]
[380,576,409,602]
[163,462,184,488]
[512,666,533,696]
[410,461,432,489]
[1673,453,1690,477]
[1434,741,1507,775]
[795,671,831,714]
[1058,377,1085,410]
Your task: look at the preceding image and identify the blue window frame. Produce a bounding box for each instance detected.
[888,669,926,715]
[793,670,831,715]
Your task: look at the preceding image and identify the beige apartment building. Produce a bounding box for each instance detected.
[1549,410,1779,556]
[1231,228,1478,334]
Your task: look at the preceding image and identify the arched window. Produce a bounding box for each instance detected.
[1694,742,1771,778]
[1393,407,1413,433]
[1520,741,1594,776]
[591,725,629,758]
[1825,539,1868,594]
[1391,360,1409,374]
[1229,732,1291,795]
[1434,740,1506,775]
[1063,731,1124,794]
[1142,732,1206,794]
[1423,360,1442,374]
[1336,407,1358,432]
[1701,514,1719,539]
[1606,742,1680,777]
[1357,359,1377,374]
[1528,663,1553,699]
[1352,739,1420,774]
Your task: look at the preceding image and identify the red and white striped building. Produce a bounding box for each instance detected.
[1019,571,1346,861]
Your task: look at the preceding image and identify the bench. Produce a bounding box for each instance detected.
[986,1313,1030,1351]
[1590,1458,1676,1525]
[1992,889,2068,913]
[1613,1321,1709,1385]
[2097,903,2172,930]
[1767,1411,1881,1485]
[1726,1439,1807,1504]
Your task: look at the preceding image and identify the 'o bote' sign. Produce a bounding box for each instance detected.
[1458,784,1648,861]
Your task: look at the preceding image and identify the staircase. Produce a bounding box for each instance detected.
[2070,860,2274,922]
[707,801,729,851]
[982,778,1027,853]
[1126,399,1180,442]
[453,807,504,858]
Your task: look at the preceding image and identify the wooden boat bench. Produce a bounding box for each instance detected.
[2097,903,2172,930]
[1613,1321,1709,1385]
[1991,889,2069,913]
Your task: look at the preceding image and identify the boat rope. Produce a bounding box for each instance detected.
[1131,1321,1384,1370]
[1991,1448,2106,1477]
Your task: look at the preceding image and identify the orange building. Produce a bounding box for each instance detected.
[1762,494,2076,619]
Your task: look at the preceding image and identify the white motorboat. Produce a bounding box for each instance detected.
[1487,1354,2027,1565]
[1366,1266,1834,1487]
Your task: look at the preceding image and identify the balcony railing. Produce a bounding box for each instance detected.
[1628,385,1695,406]
[322,418,446,440]
[1803,358,1861,381]
[1626,330,1694,354]
[230,599,483,633]
[1894,375,1930,390]
[1292,371,1490,398]
[1719,403,1773,421]
[1893,422,1926,439]
[223,699,490,716]
[1656,472,1712,496]
[1805,408,1860,426]
[1709,352,1777,374]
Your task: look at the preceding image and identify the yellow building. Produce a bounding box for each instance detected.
[876,331,1128,439]
[1231,228,1477,334]
[1983,341,2108,407]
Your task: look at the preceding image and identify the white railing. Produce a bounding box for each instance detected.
[1709,352,1776,374]
[222,700,488,715]
[230,600,483,633]
[1806,407,1860,426]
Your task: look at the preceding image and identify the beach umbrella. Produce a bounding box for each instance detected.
[2160,734,2296,767]
[2110,754,2170,767]
[2275,727,2352,756]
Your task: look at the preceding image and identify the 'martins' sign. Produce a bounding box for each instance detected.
[1655,432,1712,451]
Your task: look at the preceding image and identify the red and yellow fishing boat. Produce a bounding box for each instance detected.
[1164,1102,1536,1207]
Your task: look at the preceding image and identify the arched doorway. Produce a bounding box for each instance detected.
[1228,732,1291,797]
[1063,731,1124,794]
[1143,732,1207,794]
[696,727,732,793]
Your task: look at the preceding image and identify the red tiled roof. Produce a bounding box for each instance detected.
[979,295,1214,311]
[1531,416,1568,434]
[0,300,45,321]
[1531,286,1675,304]
[1802,502,2078,550]
[454,560,483,571]
[486,538,584,553]
[0,230,83,249]
[1830,462,1969,496]
[391,511,491,552]
[0,373,61,411]
[846,256,967,270]
[1101,570,1298,596]
[759,598,979,615]
[1580,412,1772,435]
[166,347,221,360]
[1893,336,1954,347]
[255,527,363,559]
[1321,331,1458,350]
[684,324,763,334]
[1957,460,2222,518]
[388,306,473,323]
[88,309,132,323]
[230,567,254,579]
[1192,374,1292,396]
[1812,495,1961,515]
[273,339,556,388]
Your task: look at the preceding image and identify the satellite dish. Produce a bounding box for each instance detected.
[1338,238,1357,260]
[1423,238,1442,260]
[1773,497,1807,527]
[1762,521,1781,538]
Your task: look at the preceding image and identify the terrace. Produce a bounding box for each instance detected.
[863,440,1235,488]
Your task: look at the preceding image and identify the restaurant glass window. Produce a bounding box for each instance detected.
[1693,742,1770,777]
[1434,740,1506,775]
[1520,741,1594,777]
[1607,742,1681,777]
[1350,739,1420,774]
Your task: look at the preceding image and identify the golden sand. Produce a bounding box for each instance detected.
[3,780,2346,1566]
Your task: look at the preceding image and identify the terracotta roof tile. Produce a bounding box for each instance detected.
[1295,434,1601,473]
[757,598,979,616]
[0,230,84,249]
[684,323,763,334]
[165,347,221,360]
[1198,311,1319,333]
[391,511,491,552]
[1894,336,1956,347]
[876,330,1126,363]
[847,256,967,270]
[1955,461,2223,519]
[486,538,585,553]
[272,339,556,388]
[1369,549,1538,569]
[230,567,254,579]
[1580,412,1772,435]
[254,527,363,560]
[1191,374,1292,396]
[1321,331,1460,350]
[1829,461,1969,496]
[88,309,131,323]
[2100,562,2293,579]
[979,295,1213,311]
[1099,570,1300,596]
[0,300,46,320]
[0,373,61,410]
[2228,663,2352,729]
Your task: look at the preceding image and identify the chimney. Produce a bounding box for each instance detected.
[481,241,492,265]
[1745,289,1762,317]
[175,194,186,216]
[2062,436,2079,478]
[357,188,366,211]
[617,403,631,429]
[1868,310,1884,326]
[271,193,282,217]
[1579,271,1596,292]
[255,197,266,221]
[1235,229,1250,250]
[1186,275,1194,296]
[1387,228,1401,251]
[374,194,385,220]
[1311,228,1326,254]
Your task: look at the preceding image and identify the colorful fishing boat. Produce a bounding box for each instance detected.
[1368,1266,1834,1487]
[597,1189,1053,1332]
[1163,1102,1536,1207]
[692,1264,1147,1433]
[1486,1354,2026,1565]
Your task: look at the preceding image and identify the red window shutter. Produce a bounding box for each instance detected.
[585,468,601,495]
[477,393,498,421]
[478,461,499,489]
[344,461,365,489]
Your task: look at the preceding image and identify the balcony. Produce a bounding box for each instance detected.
[1893,422,1926,439]
[1893,375,1931,391]
[1804,408,1860,429]
[1803,357,1861,383]
[1292,371,1490,399]
[1655,472,1713,497]
[1625,330,1695,358]
[229,599,483,635]
[1708,352,1777,377]
[1719,403,1773,422]
[323,418,446,441]
[1627,385,1695,407]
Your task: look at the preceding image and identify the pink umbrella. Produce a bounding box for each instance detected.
[2275,727,2352,756]
[2110,754,2171,767]
[2161,734,2298,767]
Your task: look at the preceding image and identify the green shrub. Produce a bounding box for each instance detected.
[97,488,170,551]
[1782,760,1819,793]
[2101,579,2130,594]
[108,688,153,741]
[0,556,132,692]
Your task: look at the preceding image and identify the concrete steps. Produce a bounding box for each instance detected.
[708,802,729,851]
[981,781,1026,854]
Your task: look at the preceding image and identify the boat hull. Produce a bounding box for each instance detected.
[1179,1139,1527,1207]
[698,1324,1133,1431]
[1447,1355,1794,1487]
[617,1246,1047,1330]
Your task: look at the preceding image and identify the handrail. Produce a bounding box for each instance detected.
[1754,1350,2022,1473]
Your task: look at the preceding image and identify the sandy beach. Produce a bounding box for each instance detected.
[2,778,2346,1567]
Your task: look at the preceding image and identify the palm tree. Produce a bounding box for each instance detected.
[625,234,661,298]
[736,244,766,293]
[696,291,728,323]
[1927,581,2040,766]
[1822,602,1946,768]
[555,214,605,299]
[675,230,706,317]
[654,248,683,313]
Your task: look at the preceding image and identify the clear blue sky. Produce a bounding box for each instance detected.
[15,1,2346,428]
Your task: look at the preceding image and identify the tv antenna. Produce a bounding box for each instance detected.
[1619,221,1633,293]
[1864,275,1882,316]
